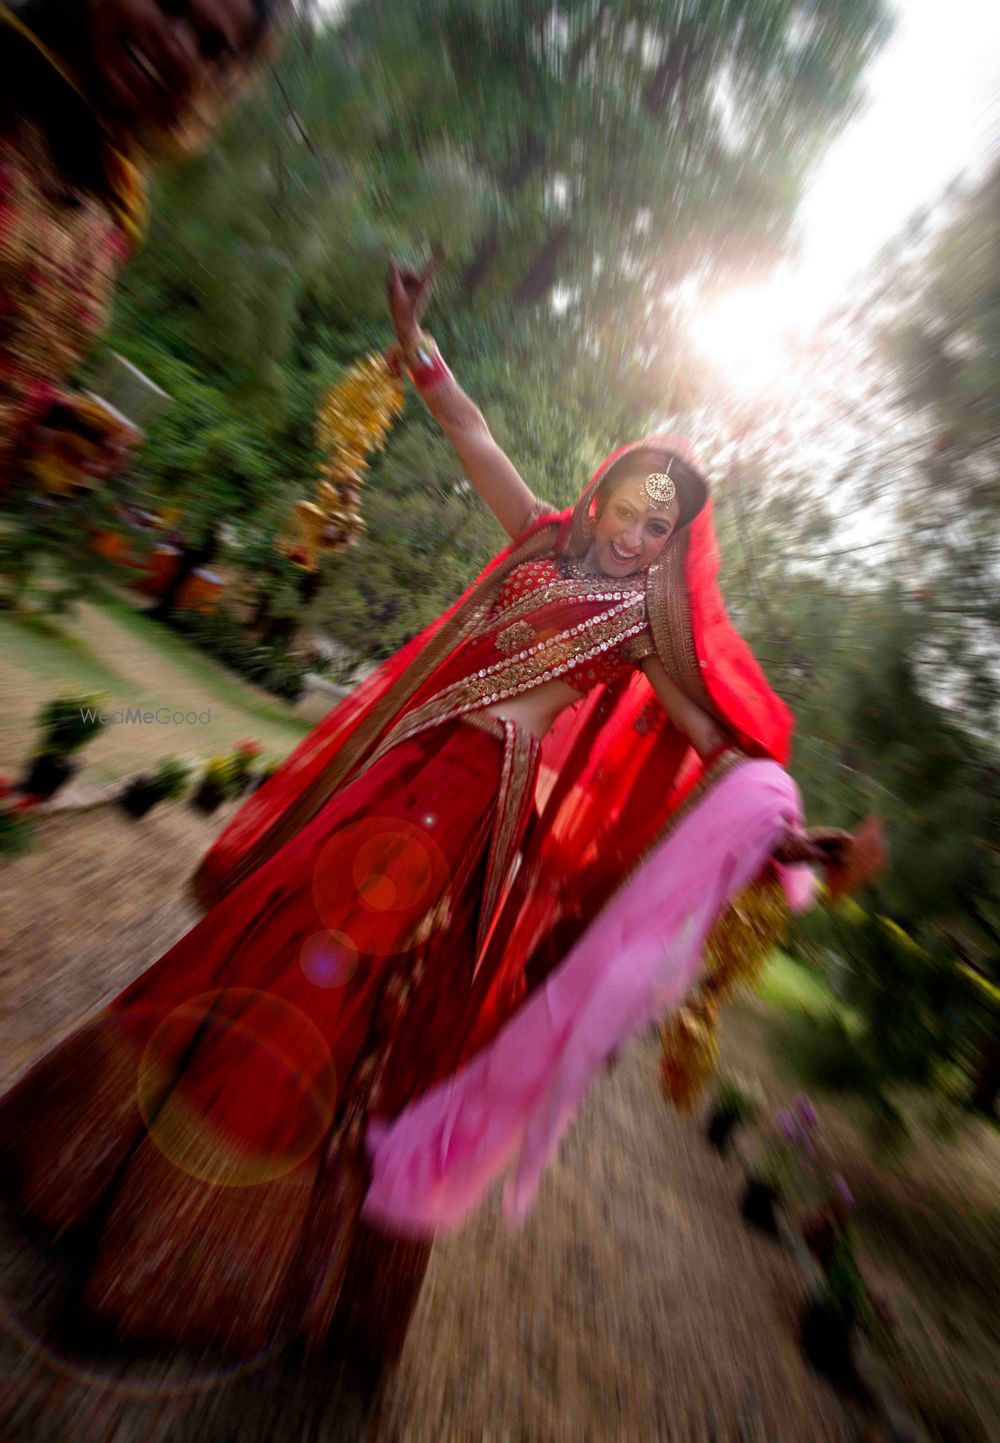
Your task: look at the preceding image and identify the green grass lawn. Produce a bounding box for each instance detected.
[91,590,313,733]
[0,589,314,783]
[1,608,146,698]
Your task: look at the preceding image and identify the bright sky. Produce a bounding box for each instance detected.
[692,0,1000,379]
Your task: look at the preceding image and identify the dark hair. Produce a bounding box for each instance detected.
[600,449,708,530]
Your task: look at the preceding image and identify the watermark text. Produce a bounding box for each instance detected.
[81,706,212,726]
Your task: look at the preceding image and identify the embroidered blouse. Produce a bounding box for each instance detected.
[486,556,657,694]
[356,509,665,770]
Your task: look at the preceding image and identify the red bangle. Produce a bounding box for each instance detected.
[406,338,452,393]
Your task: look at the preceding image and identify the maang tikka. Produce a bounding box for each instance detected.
[641,459,676,508]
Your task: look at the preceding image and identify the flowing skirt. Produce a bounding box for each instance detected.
[363,758,807,1234]
[0,714,540,1363]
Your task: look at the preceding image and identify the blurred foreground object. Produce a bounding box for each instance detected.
[29,391,141,497]
[660,875,787,1110]
[824,816,887,903]
[25,328,170,502]
[1,0,288,485]
[0,4,145,487]
[277,353,405,570]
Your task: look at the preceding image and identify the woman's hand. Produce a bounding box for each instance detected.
[773,820,888,900]
[387,254,440,351]
[387,250,539,539]
[772,828,852,868]
[785,817,887,899]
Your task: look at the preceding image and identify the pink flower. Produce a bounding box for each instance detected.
[776,1107,799,1142]
[833,1174,856,1211]
[794,1094,820,1132]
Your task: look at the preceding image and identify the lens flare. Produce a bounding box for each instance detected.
[136,988,337,1188]
[300,929,358,988]
[312,816,451,956]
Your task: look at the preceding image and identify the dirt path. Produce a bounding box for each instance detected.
[0,804,860,1442]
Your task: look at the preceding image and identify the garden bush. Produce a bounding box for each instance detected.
[168,607,308,702]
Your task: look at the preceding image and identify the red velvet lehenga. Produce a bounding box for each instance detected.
[0,435,793,1367]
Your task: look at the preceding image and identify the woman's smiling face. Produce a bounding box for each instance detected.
[590,463,680,577]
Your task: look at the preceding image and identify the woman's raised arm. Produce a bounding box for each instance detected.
[388,259,540,540]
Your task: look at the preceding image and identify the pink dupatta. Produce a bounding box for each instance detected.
[363,758,813,1237]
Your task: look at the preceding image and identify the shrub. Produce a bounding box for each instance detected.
[201,755,237,792]
[710,1073,761,1126]
[120,756,192,817]
[0,796,35,858]
[150,754,193,801]
[190,754,238,814]
[814,1226,883,1348]
[168,608,309,702]
[230,738,263,790]
[747,1137,800,1196]
[707,1073,762,1153]
[34,692,107,757]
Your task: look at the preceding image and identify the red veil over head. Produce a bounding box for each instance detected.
[191,435,792,1007]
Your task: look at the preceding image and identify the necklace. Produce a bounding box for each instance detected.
[555,554,646,587]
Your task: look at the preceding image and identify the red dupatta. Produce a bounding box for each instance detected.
[191,435,792,999]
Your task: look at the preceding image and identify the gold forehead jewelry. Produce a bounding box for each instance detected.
[641,460,676,508]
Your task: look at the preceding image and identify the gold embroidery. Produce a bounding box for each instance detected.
[475,720,541,964]
[646,537,720,718]
[462,712,508,742]
[496,620,536,655]
[363,595,647,767]
[621,629,657,665]
[469,571,645,642]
